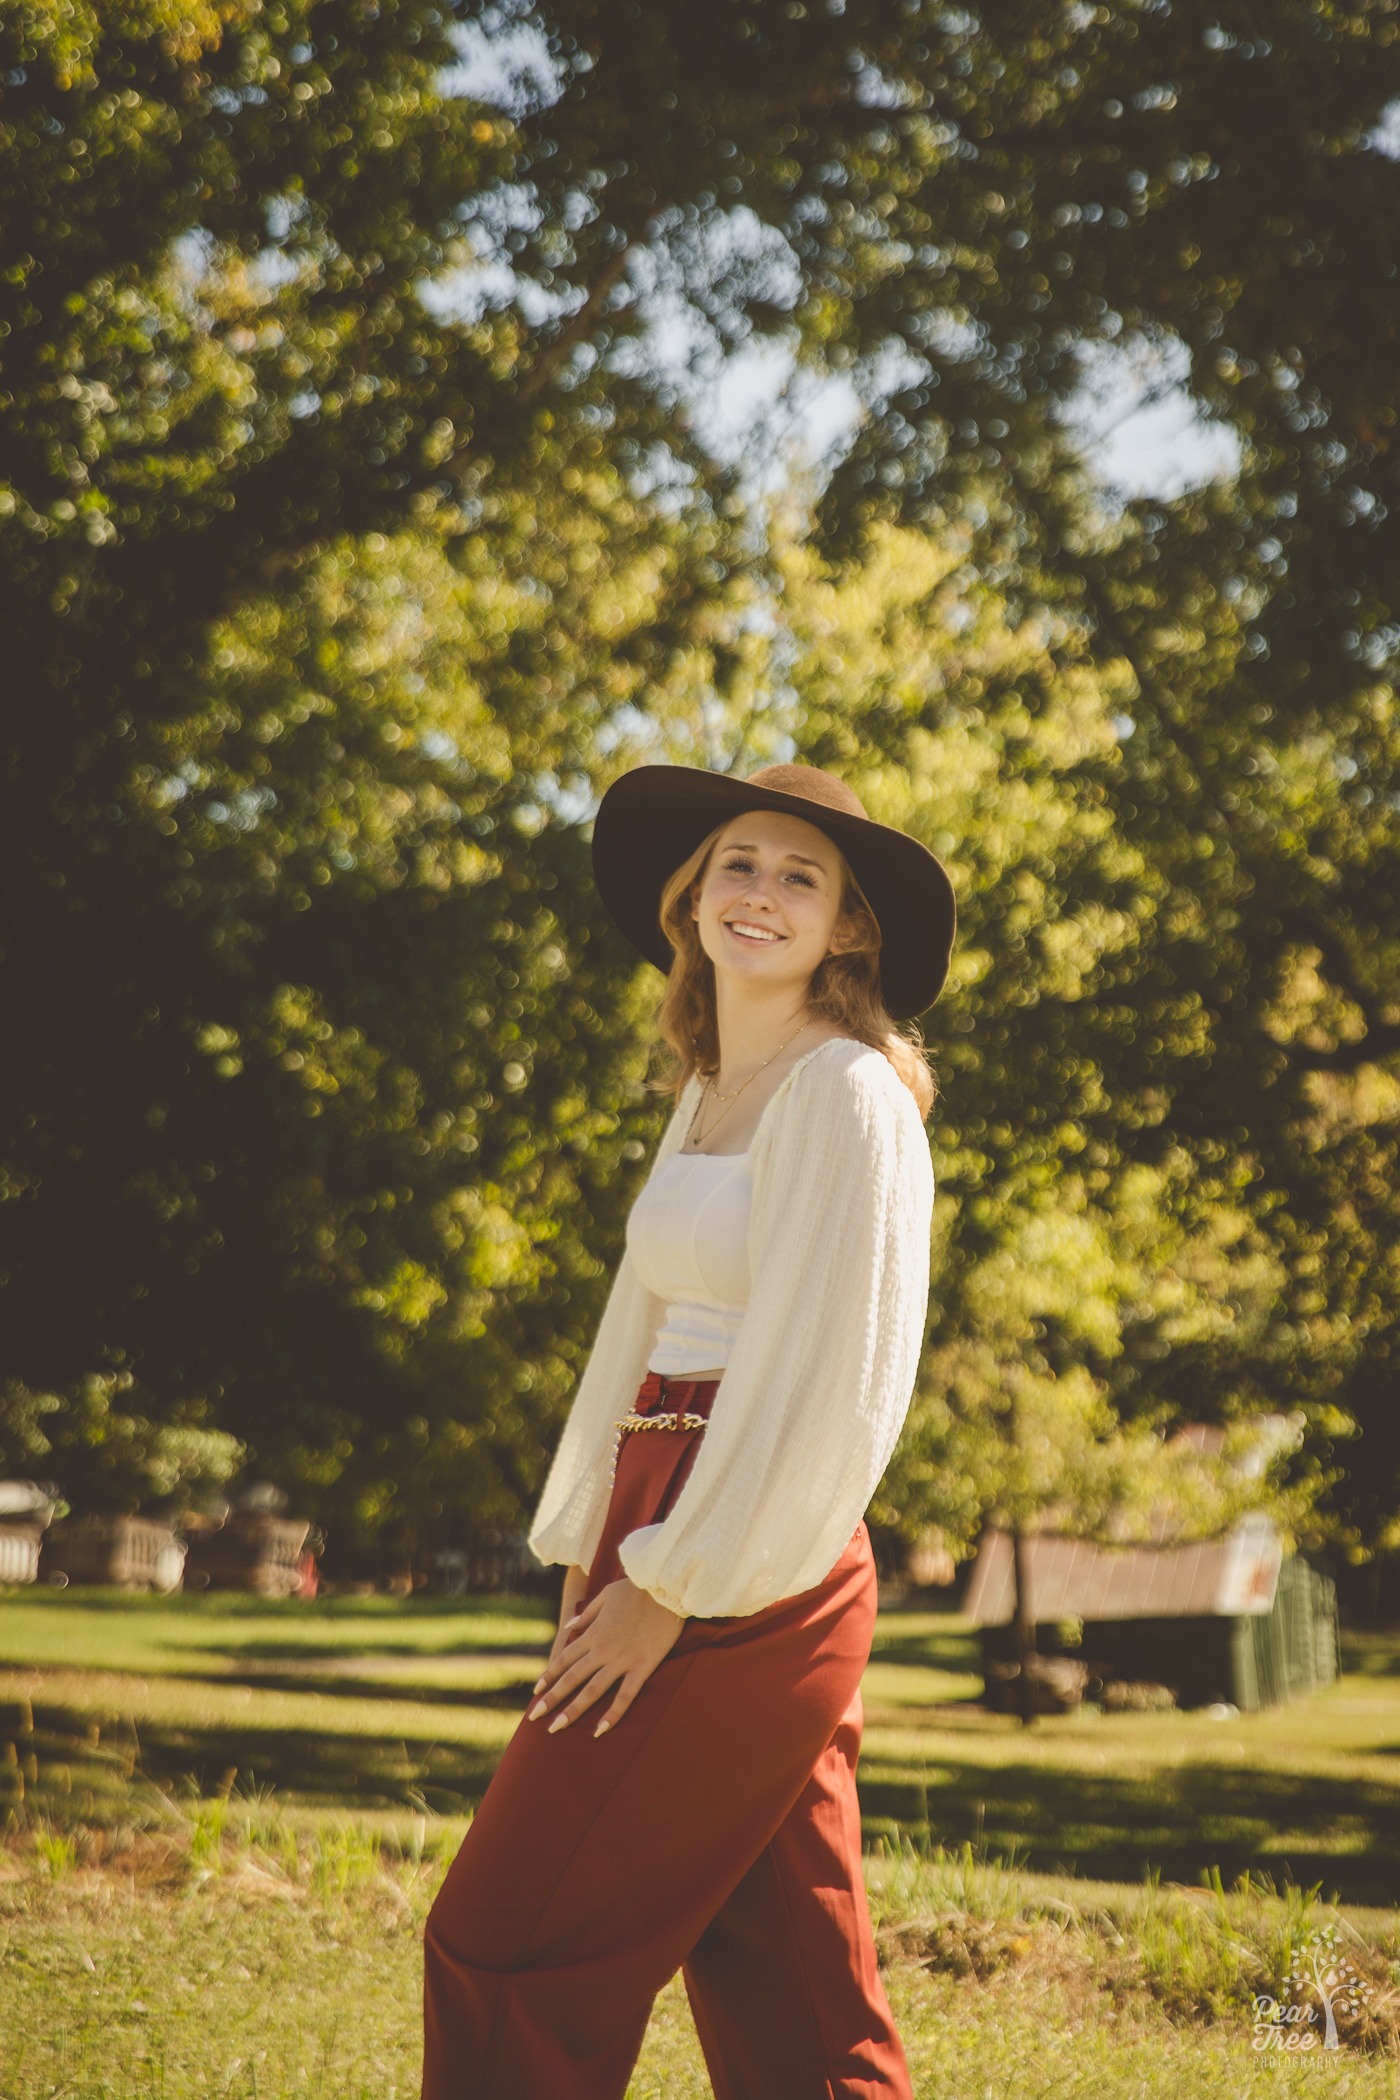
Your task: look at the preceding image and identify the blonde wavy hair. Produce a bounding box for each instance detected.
[646,819,937,1122]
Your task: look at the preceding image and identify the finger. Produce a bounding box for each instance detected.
[544,1624,572,1665]
[547,1664,619,1733]
[533,1582,616,1695]
[533,1587,604,1688]
[544,1615,603,1678]
[528,1654,596,1721]
[534,1642,578,1696]
[593,1668,648,1738]
[529,1650,597,1718]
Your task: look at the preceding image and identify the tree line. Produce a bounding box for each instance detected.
[2,1,1398,1602]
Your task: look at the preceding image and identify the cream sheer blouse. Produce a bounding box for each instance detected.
[526,1037,935,1619]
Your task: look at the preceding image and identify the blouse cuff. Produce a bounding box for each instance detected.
[616,1525,693,1617]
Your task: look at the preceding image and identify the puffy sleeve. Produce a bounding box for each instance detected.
[617,1043,933,1619]
[526,1087,695,1574]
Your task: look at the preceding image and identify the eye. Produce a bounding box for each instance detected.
[721,854,817,888]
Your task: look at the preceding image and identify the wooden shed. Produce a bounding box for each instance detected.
[964,1516,1339,1712]
[184,1513,312,1596]
[0,1482,59,1586]
[39,1514,186,1592]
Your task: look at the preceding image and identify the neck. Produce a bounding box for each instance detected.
[712,975,813,1079]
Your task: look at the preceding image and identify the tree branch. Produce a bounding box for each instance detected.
[514,243,637,408]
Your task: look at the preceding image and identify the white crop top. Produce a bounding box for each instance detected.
[624,1149,754,1375]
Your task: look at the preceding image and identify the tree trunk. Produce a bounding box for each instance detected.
[1012,1525,1037,1729]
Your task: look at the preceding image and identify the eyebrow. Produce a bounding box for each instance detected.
[721,841,828,871]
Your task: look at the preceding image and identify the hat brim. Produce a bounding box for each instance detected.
[590,765,956,1020]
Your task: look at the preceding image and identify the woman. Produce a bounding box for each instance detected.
[423,761,956,2100]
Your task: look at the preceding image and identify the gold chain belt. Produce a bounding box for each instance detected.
[616,1409,709,1436]
[608,1405,709,1489]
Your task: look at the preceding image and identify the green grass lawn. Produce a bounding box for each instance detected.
[6,1588,1400,1903]
[3,1588,1400,2095]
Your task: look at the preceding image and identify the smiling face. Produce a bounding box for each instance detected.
[689,808,855,999]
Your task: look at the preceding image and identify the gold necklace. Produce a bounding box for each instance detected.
[687,1019,810,1149]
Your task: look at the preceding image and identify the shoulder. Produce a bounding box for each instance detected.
[750,1039,934,1243]
[766,1036,924,1152]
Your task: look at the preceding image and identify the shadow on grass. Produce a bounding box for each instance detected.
[23,1693,1400,1906]
[194,1634,552,1663]
[858,1751,1400,1907]
[13,1603,1400,1908]
[5,1586,556,1622]
[164,1667,538,1709]
[868,1630,982,1673]
[27,1700,503,1819]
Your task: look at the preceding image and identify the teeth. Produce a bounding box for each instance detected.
[729,922,781,942]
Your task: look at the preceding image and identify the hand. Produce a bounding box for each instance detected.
[528,1577,685,1739]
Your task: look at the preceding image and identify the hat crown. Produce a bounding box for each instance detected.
[744,763,868,822]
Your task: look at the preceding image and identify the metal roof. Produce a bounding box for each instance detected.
[963,1516,1283,1626]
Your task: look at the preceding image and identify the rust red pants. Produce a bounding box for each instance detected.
[422,1371,912,2100]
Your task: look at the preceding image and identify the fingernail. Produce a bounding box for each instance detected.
[528,1702,546,1721]
[532,1677,546,1694]
[593,1719,610,1738]
[548,1714,568,1733]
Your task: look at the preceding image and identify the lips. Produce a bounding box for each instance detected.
[726,920,786,945]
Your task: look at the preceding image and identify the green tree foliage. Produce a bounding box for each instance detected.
[0,1,754,1535]
[3,1,1398,1575]
[768,521,1332,1564]
[3,415,749,1533]
[1080,486,1400,1571]
[503,0,1400,1582]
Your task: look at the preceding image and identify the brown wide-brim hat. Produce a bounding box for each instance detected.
[591,762,957,1020]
